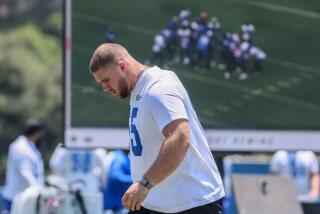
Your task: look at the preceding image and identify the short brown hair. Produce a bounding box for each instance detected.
[89,47,117,73]
[89,43,129,73]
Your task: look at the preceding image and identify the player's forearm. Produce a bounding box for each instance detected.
[309,173,320,198]
[143,124,190,186]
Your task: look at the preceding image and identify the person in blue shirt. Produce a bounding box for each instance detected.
[196,31,213,69]
[102,149,132,213]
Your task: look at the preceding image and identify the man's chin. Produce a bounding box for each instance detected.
[118,94,129,100]
[119,91,130,100]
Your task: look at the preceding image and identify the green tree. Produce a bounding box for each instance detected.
[0,22,62,184]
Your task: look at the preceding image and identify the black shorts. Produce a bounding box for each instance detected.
[128,198,223,214]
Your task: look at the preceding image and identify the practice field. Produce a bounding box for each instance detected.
[70,0,320,130]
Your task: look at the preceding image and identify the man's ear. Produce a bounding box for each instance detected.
[117,60,127,73]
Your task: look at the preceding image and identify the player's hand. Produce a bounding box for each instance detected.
[309,190,319,199]
[121,182,149,211]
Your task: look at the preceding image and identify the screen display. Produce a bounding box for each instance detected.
[65,0,320,150]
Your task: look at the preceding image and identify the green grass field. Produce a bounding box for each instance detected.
[70,0,320,129]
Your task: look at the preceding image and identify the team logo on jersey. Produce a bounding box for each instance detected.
[136,94,142,101]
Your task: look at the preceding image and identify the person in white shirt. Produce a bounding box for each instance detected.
[49,145,107,192]
[88,43,225,213]
[270,150,320,199]
[1,119,44,212]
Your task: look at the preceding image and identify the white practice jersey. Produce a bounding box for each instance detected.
[129,66,225,213]
[270,150,319,196]
[49,147,106,192]
[2,135,44,201]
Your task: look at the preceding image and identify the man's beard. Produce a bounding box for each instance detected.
[118,77,130,99]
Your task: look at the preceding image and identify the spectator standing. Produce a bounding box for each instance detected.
[102,149,132,214]
[1,119,44,212]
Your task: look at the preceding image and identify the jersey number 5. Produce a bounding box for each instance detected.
[129,107,143,156]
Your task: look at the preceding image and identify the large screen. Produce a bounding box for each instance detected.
[64,0,320,150]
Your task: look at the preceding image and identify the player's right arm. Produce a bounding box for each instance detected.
[122,81,190,211]
[143,118,190,187]
[142,81,190,187]
[121,119,190,211]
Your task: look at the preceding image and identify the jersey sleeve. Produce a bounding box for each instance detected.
[309,152,319,173]
[146,82,188,132]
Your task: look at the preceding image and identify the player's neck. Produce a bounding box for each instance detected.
[130,63,148,91]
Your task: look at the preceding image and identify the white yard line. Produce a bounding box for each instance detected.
[226,0,320,20]
[268,58,320,75]
[180,71,320,112]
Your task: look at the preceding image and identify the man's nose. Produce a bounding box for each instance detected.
[102,84,111,93]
